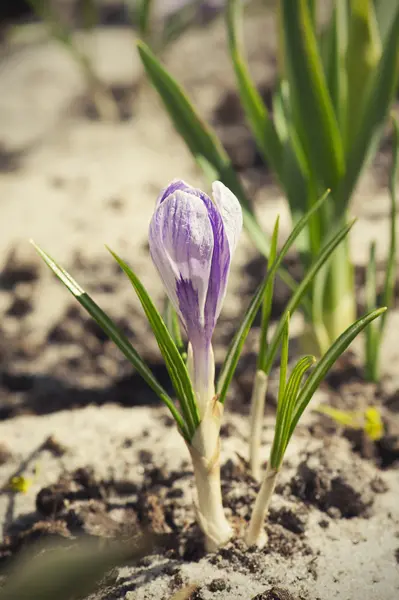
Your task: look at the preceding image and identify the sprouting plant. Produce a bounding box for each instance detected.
[32,180,384,551]
[26,0,118,121]
[245,306,385,548]
[364,116,398,382]
[137,0,399,360]
[248,190,357,479]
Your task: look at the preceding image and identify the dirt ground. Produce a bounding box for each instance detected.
[0,5,399,600]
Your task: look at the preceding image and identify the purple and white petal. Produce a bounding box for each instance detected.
[203,200,231,331]
[155,179,192,209]
[212,181,243,256]
[149,191,214,338]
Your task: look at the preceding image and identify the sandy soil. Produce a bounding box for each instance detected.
[0,7,399,600]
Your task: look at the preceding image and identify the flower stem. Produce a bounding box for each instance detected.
[187,399,232,552]
[245,462,279,548]
[187,342,215,418]
[249,370,268,481]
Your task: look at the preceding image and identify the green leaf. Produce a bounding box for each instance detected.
[263,218,355,374]
[137,0,154,39]
[257,216,279,371]
[108,248,199,438]
[320,0,349,133]
[277,312,290,416]
[289,307,387,439]
[345,0,382,151]
[137,40,249,211]
[216,189,330,403]
[30,242,189,438]
[365,242,379,381]
[226,0,283,179]
[337,6,399,212]
[137,40,301,296]
[381,115,398,326]
[374,0,399,43]
[270,354,315,469]
[164,298,186,358]
[281,0,345,191]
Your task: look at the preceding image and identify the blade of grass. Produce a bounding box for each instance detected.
[257,216,280,371]
[337,6,399,212]
[380,115,398,329]
[137,0,154,39]
[226,0,283,179]
[216,189,330,403]
[289,307,387,439]
[320,0,348,133]
[268,314,290,469]
[345,0,382,152]
[374,0,399,43]
[276,313,290,422]
[31,242,189,439]
[108,248,199,437]
[281,0,345,191]
[164,298,186,358]
[137,39,300,296]
[270,355,315,469]
[263,219,355,373]
[365,242,379,380]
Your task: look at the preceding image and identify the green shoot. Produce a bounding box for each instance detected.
[364,115,398,381]
[246,306,386,547]
[30,241,190,440]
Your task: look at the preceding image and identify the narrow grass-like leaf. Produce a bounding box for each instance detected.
[381,115,398,328]
[289,307,387,439]
[164,298,186,358]
[269,315,290,470]
[337,6,399,212]
[276,313,290,418]
[137,40,300,295]
[257,216,279,371]
[30,242,189,437]
[281,0,345,190]
[138,0,154,39]
[320,1,348,133]
[365,116,399,381]
[108,248,199,437]
[263,219,355,373]
[365,242,379,380]
[270,355,315,469]
[137,40,248,209]
[216,189,330,403]
[374,0,399,43]
[345,0,381,151]
[226,0,283,179]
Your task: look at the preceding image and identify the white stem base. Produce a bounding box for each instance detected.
[188,400,232,552]
[249,370,268,481]
[245,463,279,548]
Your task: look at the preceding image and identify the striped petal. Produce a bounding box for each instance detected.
[212,181,243,256]
[149,190,214,340]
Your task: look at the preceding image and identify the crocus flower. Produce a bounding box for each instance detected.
[149,179,242,414]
